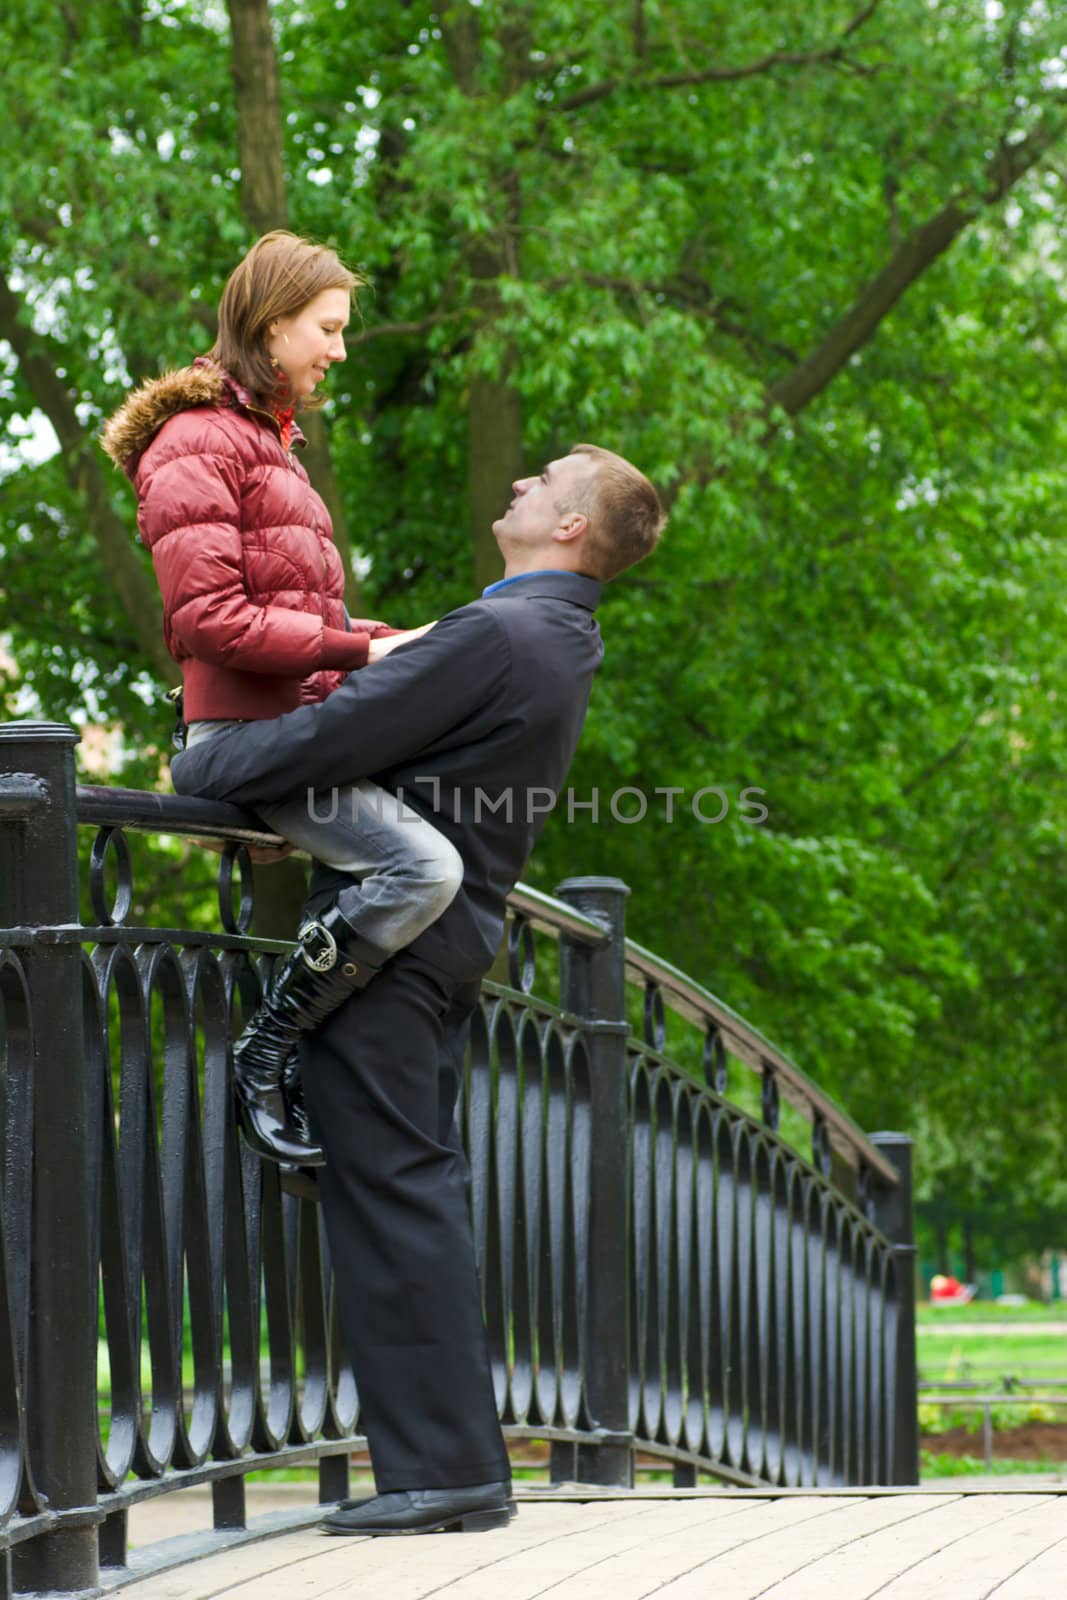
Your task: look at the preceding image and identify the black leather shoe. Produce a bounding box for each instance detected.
[333,1490,517,1519]
[232,903,381,1167]
[321,1481,514,1536]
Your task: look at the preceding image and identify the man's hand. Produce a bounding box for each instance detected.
[368,622,436,663]
[195,838,295,865]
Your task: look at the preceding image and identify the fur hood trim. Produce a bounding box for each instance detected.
[100,363,227,474]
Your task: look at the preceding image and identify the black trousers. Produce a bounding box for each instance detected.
[300,945,509,1492]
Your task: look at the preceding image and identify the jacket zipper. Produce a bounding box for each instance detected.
[203,375,334,615]
[246,402,297,470]
[246,401,324,570]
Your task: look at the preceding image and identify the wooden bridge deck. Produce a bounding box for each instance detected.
[112,1485,1067,1599]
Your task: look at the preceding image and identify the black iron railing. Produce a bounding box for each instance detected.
[0,721,918,1595]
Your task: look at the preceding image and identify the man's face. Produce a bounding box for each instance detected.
[492,454,596,550]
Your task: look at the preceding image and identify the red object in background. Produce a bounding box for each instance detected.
[930,1273,977,1305]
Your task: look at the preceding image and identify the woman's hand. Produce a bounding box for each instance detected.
[368,622,436,663]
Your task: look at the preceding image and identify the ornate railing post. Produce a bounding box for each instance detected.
[869,1132,919,1485]
[0,723,99,1591]
[555,876,633,1488]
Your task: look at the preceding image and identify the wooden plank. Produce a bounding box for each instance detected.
[126,1488,319,1548]
[655,1495,964,1599]
[435,1497,869,1600]
[986,1525,1067,1600]
[105,1491,1067,1600]
[114,1499,641,1600]
[229,1499,762,1600]
[114,1527,329,1600]
[877,1496,1067,1599]
[752,1495,1035,1599]
[517,1483,1067,1499]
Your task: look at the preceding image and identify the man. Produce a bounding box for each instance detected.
[171,443,665,1534]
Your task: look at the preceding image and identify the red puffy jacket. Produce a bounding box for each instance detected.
[101,360,394,721]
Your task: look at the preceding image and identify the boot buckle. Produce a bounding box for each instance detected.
[297,919,338,972]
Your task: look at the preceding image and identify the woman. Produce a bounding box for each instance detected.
[101,231,462,1169]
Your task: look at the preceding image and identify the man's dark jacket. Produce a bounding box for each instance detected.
[170,571,604,980]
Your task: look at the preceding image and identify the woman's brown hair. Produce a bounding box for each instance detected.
[209,230,363,409]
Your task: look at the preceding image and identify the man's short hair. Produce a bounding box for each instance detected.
[564,444,665,580]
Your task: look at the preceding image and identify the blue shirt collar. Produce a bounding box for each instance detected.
[482,568,563,597]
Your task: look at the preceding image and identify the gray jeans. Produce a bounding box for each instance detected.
[185,720,463,956]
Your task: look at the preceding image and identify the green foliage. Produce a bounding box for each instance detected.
[917,1302,1067,1323]
[3,0,1067,1251]
[920,1450,1063,1477]
[919,1399,1067,1436]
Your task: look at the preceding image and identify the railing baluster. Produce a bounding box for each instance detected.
[556,877,633,1488]
[869,1132,919,1485]
[0,731,919,1575]
[0,723,98,1593]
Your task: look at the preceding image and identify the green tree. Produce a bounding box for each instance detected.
[3,0,1067,1251]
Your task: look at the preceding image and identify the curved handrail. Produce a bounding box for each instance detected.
[506,882,608,947]
[77,784,283,848]
[0,735,918,1564]
[508,885,894,1182]
[75,785,896,1183]
[623,940,897,1185]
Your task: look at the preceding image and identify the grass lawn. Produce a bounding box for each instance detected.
[916,1305,1067,1477]
[917,1302,1067,1324]
[918,1332,1067,1385]
[917,1304,1067,1387]
[921,1451,1067,1478]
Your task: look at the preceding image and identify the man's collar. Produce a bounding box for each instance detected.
[481,569,602,611]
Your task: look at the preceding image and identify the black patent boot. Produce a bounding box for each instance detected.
[277,1059,322,1202]
[232,903,380,1166]
[284,1054,317,1147]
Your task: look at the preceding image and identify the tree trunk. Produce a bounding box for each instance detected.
[443,14,525,591]
[468,343,522,592]
[935,1221,949,1276]
[962,1218,976,1284]
[467,205,524,590]
[250,857,311,941]
[299,415,363,611]
[0,274,176,686]
[225,0,288,236]
[225,0,361,610]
